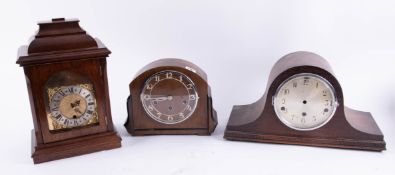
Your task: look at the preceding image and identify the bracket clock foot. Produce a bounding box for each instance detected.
[224,51,386,151]
[124,58,218,136]
[31,130,121,164]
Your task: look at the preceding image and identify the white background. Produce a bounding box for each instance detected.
[1,0,394,174]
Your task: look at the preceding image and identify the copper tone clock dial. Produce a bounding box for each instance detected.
[141,70,199,124]
[49,85,97,128]
[273,73,338,131]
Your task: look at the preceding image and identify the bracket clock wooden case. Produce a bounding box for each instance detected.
[224,51,386,151]
[16,18,121,164]
[124,58,217,136]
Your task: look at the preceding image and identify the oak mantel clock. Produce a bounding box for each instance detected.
[224,51,386,151]
[124,58,217,136]
[16,18,121,164]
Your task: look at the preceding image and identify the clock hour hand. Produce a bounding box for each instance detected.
[145,96,173,101]
[70,100,83,115]
[70,100,81,108]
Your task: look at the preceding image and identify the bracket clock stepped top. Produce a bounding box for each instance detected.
[125,58,217,136]
[17,18,110,66]
[17,18,121,164]
[224,51,386,151]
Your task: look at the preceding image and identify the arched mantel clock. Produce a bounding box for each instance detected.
[224,51,386,151]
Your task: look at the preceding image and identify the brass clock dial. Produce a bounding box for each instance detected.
[273,73,338,130]
[48,84,98,130]
[141,70,199,124]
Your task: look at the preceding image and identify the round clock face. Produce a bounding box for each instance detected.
[49,85,97,128]
[273,73,337,131]
[141,70,199,124]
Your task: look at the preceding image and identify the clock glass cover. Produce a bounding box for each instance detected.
[273,73,337,131]
[141,70,199,124]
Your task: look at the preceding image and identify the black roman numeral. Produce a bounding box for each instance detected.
[68,87,74,93]
[88,102,95,106]
[55,114,62,120]
[85,94,91,98]
[59,90,66,96]
[87,110,93,115]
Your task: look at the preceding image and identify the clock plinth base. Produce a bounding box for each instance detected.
[31,129,121,164]
[130,129,213,136]
[126,109,217,136]
[224,105,386,152]
[224,131,386,151]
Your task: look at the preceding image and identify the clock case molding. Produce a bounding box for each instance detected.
[124,58,218,136]
[16,18,121,164]
[224,51,386,151]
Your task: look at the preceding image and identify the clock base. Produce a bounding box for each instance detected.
[130,128,214,136]
[31,129,122,164]
[126,109,217,136]
[124,96,218,136]
[224,104,386,152]
[224,131,386,151]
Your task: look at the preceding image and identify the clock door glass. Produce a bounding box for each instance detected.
[273,73,337,131]
[47,84,98,131]
[141,70,199,124]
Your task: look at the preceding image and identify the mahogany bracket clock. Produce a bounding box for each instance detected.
[124,58,217,136]
[224,51,386,151]
[16,18,121,164]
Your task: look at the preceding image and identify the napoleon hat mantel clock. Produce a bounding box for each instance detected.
[16,18,121,163]
[124,58,217,135]
[224,51,386,151]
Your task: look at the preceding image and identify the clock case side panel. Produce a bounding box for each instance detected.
[207,85,218,134]
[224,51,385,151]
[24,68,45,145]
[124,59,217,135]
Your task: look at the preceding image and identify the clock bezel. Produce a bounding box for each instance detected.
[273,73,338,131]
[140,70,199,125]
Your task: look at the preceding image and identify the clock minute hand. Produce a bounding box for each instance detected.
[74,108,83,115]
[146,96,173,101]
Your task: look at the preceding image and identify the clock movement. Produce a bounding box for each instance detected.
[16,18,121,163]
[124,58,217,135]
[224,51,386,151]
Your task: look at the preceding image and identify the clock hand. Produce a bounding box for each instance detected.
[74,108,83,115]
[145,96,173,101]
[70,100,81,108]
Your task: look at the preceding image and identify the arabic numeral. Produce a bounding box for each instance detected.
[166,72,173,79]
[147,84,153,90]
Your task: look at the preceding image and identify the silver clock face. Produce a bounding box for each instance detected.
[273,73,338,131]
